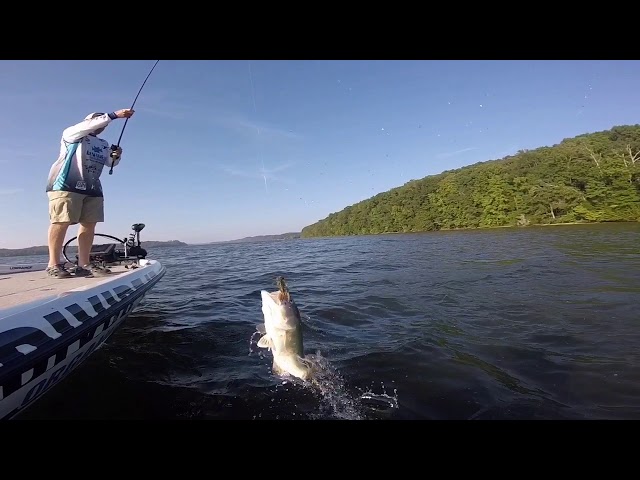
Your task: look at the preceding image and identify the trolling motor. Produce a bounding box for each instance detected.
[63,222,149,269]
[123,223,148,261]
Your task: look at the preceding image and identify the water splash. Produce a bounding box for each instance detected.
[248,330,263,355]
[356,382,399,415]
[301,351,365,420]
[299,352,399,419]
[249,328,400,420]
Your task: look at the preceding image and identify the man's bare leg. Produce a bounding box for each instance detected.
[48,222,71,267]
[77,222,96,267]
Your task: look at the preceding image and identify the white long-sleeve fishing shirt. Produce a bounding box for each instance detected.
[46,112,121,197]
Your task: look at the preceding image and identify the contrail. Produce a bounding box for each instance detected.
[248,61,268,194]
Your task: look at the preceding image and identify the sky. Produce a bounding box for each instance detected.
[1,59,639,248]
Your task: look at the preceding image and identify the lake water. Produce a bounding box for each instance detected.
[10,222,640,420]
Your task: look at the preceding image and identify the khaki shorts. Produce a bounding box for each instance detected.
[47,191,104,224]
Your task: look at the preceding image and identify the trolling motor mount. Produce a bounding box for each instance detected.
[62,222,149,268]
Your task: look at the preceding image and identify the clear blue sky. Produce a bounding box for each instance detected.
[1,60,639,248]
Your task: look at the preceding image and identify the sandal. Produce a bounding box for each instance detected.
[46,264,72,279]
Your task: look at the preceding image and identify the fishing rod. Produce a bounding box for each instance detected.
[109,59,160,175]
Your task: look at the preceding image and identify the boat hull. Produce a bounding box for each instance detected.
[0,259,165,420]
[0,263,48,275]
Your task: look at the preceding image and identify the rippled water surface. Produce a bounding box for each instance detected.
[12,223,640,420]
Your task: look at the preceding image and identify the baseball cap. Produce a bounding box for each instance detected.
[84,112,105,120]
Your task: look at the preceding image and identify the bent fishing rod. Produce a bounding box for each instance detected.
[109,59,161,175]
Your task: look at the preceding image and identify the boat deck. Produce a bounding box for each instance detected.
[0,266,131,310]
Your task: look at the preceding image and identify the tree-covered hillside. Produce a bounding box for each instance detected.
[300,125,640,238]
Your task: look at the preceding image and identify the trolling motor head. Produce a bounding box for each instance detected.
[132,223,145,233]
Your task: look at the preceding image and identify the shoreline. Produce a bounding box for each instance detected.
[299,220,639,239]
[2,221,637,255]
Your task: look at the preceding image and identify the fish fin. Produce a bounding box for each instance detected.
[256,324,266,334]
[257,335,272,350]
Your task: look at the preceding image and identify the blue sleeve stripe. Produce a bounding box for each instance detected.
[52,142,79,190]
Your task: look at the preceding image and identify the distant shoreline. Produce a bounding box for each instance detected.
[298,219,638,239]
[2,221,635,258]
[0,240,188,258]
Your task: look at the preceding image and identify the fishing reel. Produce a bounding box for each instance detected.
[108,144,121,175]
[109,144,121,159]
[63,222,149,269]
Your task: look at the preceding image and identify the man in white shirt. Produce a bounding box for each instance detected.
[45,108,135,278]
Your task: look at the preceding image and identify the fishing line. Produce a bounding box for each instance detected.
[109,59,161,175]
[248,60,268,193]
